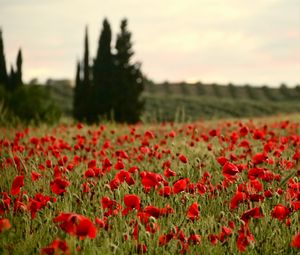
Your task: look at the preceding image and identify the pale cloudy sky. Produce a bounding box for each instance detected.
[0,0,299,86]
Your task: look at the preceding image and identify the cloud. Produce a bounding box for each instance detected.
[0,0,299,86]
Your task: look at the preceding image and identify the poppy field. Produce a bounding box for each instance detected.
[1,115,300,254]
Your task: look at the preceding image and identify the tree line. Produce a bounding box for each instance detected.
[74,18,144,124]
[0,29,61,125]
[0,29,23,91]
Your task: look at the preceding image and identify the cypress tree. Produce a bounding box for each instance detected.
[0,29,8,88]
[114,19,144,123]
[83,26,94,122]
[93,18,114,121]
[73,61,83,120]
[83,27,90,87]
[8,65,17,91]
[16,48,23,86]
[74,27,92,122]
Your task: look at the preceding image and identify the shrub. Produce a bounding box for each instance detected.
[1,85,61,125]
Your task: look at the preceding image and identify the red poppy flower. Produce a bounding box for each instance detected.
[252,153,268,165]
[292,150,300,162]
[140,171,167,191]
[114,160,125,170]
[291,201,300,211]
[217,156,228,166]
[0,218,11,233]
[222,162,239,179]
[188,234,201,245]
[84,168,95,178]
[209,129,219,137]
[28,193,53,219]
[143,206,161,218]
[76,218,97,238]
[102,158,112,171]
[158,186,172,197]
[137,243,147,253]
[197,183,207,195]
[10,175,25,196]
[222,226,232,236]
[179,154,188,164]
[50,177,70,195]
[173,178,189,194]
[253,129,265,140]
[41,239,70,255]
[239,126,249,136]
[101,196,122,216]
[95,217,107,230]
[187,202,199,221]
[159,233,174,246]
[291,233,300,249]
[237,224,255,252]
[169,130,176,137]
[164,168,177,178]
[123,194,141,215]
[271,204,290,220]
[144,130,155,139]
[54,212,97,239]
[0,192,11,215]
[31,171,42,181]
[241,207,264,223]
[248,179,263,192]
[46,159,52,168]
[230,191,247,209]
[115,170,135,185]
[208,234,218,245]
[88,159,97,168]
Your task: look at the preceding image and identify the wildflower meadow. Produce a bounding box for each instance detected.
[1,115,300,254]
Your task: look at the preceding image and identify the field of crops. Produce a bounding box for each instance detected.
[45,82,300,122]
[1,115,300,254]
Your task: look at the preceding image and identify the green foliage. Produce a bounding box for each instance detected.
[195,82,206,96]
[113,19,144,123]
[0,85,61,125]
[228,83,237,98]
[261,86,278,101]
[245,84,258,100]
[212,83,222,97]
[46,83,73,116]
[179,82,190,96]
[143,94,300,122]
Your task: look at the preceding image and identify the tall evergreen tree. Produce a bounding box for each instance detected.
[82,26,93,122]
[0,29,8,88]
[16,48,23,86]
[83,27,90,87]
[114,19,144,123]
[74,27,92,122]
[8,65,17,91]
[73,61,83,120]
[93,18,114,121]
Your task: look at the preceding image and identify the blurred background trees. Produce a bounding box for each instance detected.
[73,18,144,124]
[0,29,61,125]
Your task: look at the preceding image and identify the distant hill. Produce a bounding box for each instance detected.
[45,81,300,121]
[45,83,73,116]
[144,81,300,101]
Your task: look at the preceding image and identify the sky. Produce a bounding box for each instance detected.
[0,0,299,87]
